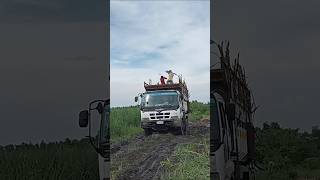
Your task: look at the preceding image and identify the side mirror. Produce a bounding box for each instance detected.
[79,110,89,127]
[134,96,138,102]
[227,103,236,121]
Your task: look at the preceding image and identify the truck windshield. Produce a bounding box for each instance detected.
[141,92,179,110]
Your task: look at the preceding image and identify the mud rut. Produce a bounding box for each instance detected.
[111,122,209,180]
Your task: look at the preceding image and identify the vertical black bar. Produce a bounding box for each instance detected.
[210,0,214,179]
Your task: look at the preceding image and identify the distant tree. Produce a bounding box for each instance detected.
[72,139,79,144]
[263,122,270,130]
[64,138,71,145]
[5,144,14,151]
[312,126,320,137]
[40,140,46,149]
[270,122,280,129]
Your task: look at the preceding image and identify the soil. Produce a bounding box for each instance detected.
[110,122,209,180]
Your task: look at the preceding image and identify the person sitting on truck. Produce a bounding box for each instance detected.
[166,70,176,84]
[160,76,167,85]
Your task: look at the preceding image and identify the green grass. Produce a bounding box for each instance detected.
[0,139,99,180]
[256,122,320,180]
[110,106,143,142]
[160,137,210,180]
[256,168,320,180]
[189,101,209,122]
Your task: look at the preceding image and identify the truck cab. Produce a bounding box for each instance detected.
[79,99,110,180]
[135,82,189,135]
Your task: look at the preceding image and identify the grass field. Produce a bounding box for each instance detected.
[189,101,209,122]
[0,139,99,180]
[255,122,320,179]
[158,101,210,180]
[160,136,210,180]
[110,106,142,142]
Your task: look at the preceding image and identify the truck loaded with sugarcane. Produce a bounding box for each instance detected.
[211,40,257,180]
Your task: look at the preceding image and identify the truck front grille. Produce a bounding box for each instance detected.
[150,112,170,120]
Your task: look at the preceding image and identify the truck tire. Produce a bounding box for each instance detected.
[144,128,152,136]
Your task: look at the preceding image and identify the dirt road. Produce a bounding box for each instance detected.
[110,122,209,180]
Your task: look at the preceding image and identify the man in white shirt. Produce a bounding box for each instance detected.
[166,70,176,84]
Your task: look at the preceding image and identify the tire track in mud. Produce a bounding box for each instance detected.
[111,122,209,180]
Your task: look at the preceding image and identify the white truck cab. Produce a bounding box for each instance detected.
[79,99,110,180]
[135,82,190,135]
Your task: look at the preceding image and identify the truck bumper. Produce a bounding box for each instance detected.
[141,119,181,131]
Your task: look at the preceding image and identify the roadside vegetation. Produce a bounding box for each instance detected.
[0,139,99,180]
[110,106,142,142]
[189,101,210,122]
[160,136,210,180]
[256,122,320,180]
[159,101,210,180]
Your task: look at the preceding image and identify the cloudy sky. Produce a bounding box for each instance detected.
[213,0,320,131]
[110,1,210,107]
[0,0,108,145]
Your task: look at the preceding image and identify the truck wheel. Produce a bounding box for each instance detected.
[144,129,152,136]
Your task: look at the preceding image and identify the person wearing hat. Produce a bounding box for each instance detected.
[166,70,176,84]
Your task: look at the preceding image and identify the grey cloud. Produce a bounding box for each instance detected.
[0,0,107,23]
[213,0,320,131]
[0,0,109,145]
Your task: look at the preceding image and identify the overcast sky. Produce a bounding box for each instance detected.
[213,0,320,131]
[1,0,319,145]
[0,0,108,145]
[110,1,210,107]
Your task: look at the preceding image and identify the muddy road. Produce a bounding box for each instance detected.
[110,122,209,180]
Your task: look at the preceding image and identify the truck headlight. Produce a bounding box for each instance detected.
[142,118,149,121]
